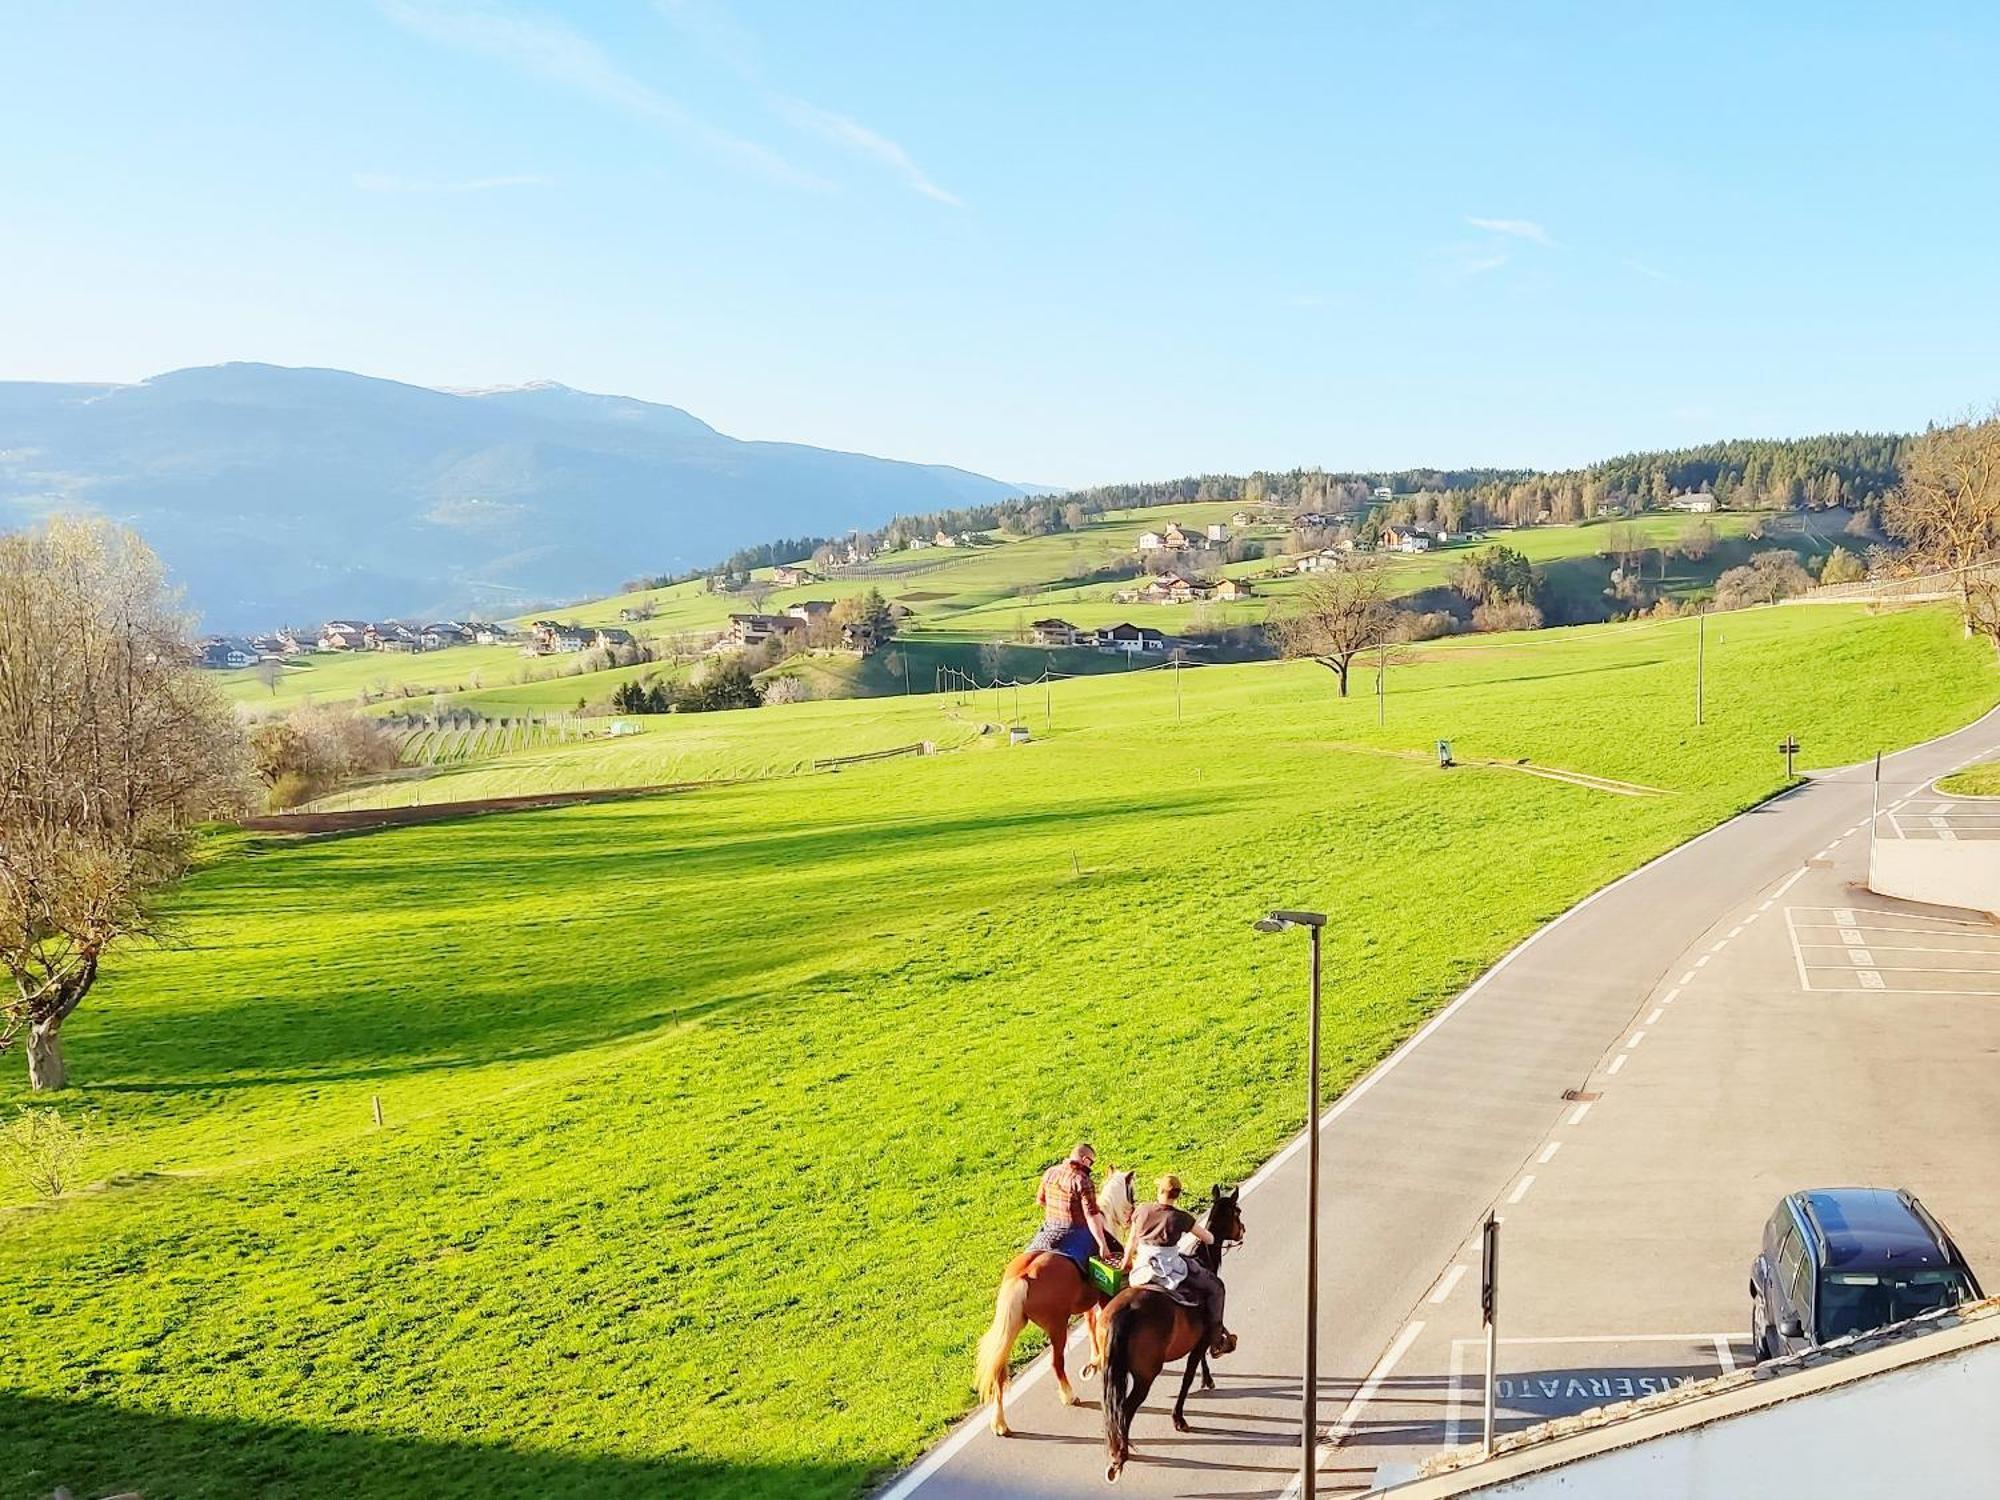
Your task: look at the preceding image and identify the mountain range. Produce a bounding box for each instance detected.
[0,363,1043,631]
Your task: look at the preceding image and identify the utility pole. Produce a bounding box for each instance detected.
[1696,607,1706,727]
[1780,734,1800,779]
[1482,1213,1500,1458]
[1174,658,1183,722]
[1376,642,1386,727]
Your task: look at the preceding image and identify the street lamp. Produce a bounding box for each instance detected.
[1254,908,1327,1500]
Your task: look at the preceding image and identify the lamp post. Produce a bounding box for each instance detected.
[1254,908,1328,1500]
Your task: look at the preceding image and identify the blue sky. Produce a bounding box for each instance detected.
[3,2,1998,486]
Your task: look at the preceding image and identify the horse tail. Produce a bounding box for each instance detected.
[1101,1301,1135,1458]
[975,1271,1032,1404]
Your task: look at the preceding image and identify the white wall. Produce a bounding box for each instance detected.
[1869,838,2000,918]
[1460,1335,2000,1498]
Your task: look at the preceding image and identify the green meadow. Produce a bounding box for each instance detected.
[216,505,1859,720]
[12,603,1989,1500]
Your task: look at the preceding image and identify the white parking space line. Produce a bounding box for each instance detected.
[1794,907,1994,930]
[1625,1032,1646,1049]
[1678,970,1695,985]
[1566,1101,1593,1126]
[1646,1008,1664,1025]
[1660,987,1682,1005]
[1709,939,1728,954]
[1741,912,1761,927]
[1695,955,1712,969]
[1713,1336,1738,1374]
[1860,971,1887,990]
[1507,1176,1536,1204]
[1537,1141,1562,1165]
[1313,1319,1425,1467]
[1430,1263,1469,1304]
[1607,1054,1628,1075]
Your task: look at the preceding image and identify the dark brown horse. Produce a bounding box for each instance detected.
[974,1167,1136,1436]
[1099,1185,1244,1481]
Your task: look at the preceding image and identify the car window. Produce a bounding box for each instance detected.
[1777,1228,1809,1324]
[1817,1270,1975,1343]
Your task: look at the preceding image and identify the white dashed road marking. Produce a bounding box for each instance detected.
[1507,1176,1536,1204]
[1430,1263,1468,1304]
[1537,1141,1562,1165]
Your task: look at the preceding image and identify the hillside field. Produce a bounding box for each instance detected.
[216,504,1852,716]
[5,603,1987,1500]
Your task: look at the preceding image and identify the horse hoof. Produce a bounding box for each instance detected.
[1105,1461,1122,1483]
[1059,1386,1078,1407]
[1173,1416,1191,1433]
[992,1421,1011,1438]
[1201,1378,1215,1393]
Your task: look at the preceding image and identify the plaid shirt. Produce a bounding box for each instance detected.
[1037,1158,1099,1229]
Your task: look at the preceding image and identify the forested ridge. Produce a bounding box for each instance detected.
[682,432,1909,580]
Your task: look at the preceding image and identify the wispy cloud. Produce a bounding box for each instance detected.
[773,99,963,207]
[353,172,551,193]
[1466,216,1556,248]
[377,0,825,191]
[1623,257,1678,284]
[655,0,964,207]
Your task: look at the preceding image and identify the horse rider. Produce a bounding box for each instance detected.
[1122,1174,1236,1357]
[1028,1141,1117,1270]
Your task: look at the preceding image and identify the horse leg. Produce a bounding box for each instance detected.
[1197,1349,1214,1392]
[1121,1369,1158,1465]
[1081,1303,1103,1380]
[1172,1326,1205,1432]
[1045,1315,1078,1406]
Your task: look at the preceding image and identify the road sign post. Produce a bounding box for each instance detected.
[1779,734,1800,778]
[1481,1213,1499,1458]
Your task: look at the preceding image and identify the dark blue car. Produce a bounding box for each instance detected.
[1750,1187,1981,1362]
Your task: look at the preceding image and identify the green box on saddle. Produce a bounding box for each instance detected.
[1086,1256,1126,1298]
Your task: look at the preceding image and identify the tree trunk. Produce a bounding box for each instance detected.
[25,1020,67,1092]
[1333,656,1351,697]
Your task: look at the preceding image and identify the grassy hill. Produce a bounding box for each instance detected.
[218,502,1849,720]
[3,602,1990,1500]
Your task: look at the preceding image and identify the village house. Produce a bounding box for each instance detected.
[721,613,806,651]
[473,622,512,646]
[785,599,835,624]
[933,529,960,548]
[1100,622,1168,655]
[1136,529,1167,552]
[1372,485,1393,501]
[317,620,371,651]
[1029,617,1083,647]
[195,637,259,669]
[1670,494,1719,513]
[374,623,420,653]
[842,540,873,566]
[907,535,932,550]
[1291,511,1335,530]
[1161,520,1197,547]
[1379,525,1436,554]
[1143,572,1207,604]
[1295,548,1346,574]
[420,621,475,651]
[1213,577,1254,600]
[1206,523,1230,543]
[1230,510,1252,527]
[772,564,814,587]
[594,627,635,650]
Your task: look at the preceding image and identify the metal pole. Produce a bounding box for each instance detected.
[1175,660,1183,722]
[1872,750,1881,862]
[1482,1214,1499,1458]
[1302,924,1322,1500]
[1696,608,1705,727]
[1377,642,1386,726]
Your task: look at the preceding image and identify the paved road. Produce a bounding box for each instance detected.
[881,708,2000,1500]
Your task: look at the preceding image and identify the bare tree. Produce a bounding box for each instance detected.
[1888,413,2000,639]
[1272,559,1399,697]
[253,658,283,695]
[741,579,775,614]
[0,518,250,1090]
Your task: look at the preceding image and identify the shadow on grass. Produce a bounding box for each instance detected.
[0,1391,877,1500]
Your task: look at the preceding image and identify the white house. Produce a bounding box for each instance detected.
[1206,523,1230,542]
[1136,530,1167,552]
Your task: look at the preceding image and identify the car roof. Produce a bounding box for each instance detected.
[1792,1188,1956,1272]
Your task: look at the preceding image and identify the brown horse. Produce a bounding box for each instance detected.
[1099,1185,1244,1481]
[974,1167,1135,1436]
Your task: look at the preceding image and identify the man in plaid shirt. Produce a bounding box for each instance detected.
[1026,1141,1115,1270]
